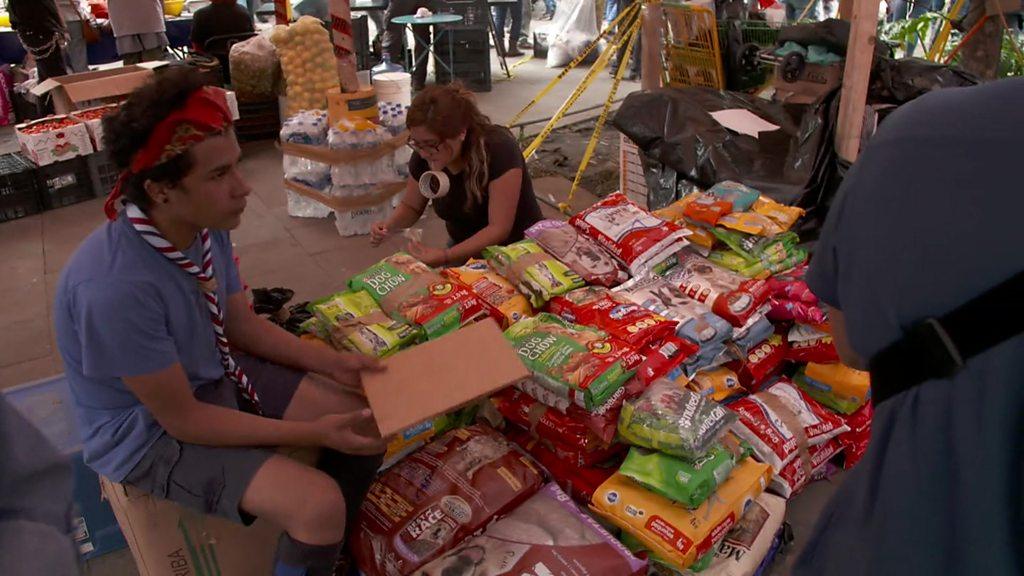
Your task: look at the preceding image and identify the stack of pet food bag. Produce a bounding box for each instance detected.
[291,183,873,576]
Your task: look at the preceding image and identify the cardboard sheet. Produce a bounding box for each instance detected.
[362,320,529,437]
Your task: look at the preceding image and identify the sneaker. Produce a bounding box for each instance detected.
[506,43,524,57]
[517,37,532,49]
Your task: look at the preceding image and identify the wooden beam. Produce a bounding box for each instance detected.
[641,0,665,91]
[838,0,854,19]
[835,0,881,162]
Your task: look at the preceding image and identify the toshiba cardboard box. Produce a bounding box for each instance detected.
[100,477,281,576]
[30,61,168,115]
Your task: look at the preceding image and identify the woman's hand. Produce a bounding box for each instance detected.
[407,241,447,267]
[370,221,389,247]
[314,410,386,455]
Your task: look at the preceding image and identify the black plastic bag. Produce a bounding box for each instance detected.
[869,57,979,104]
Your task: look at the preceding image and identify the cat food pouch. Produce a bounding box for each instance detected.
[707,181,760,212]
[752,196,805,231]
[526,219,630,287]
[309,290,420,357]
[443,259,533,328]
[683,192,734,226]
[618,380,736,461]
[484,240,585,308]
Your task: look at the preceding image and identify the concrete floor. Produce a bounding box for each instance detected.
[0,51,837,575]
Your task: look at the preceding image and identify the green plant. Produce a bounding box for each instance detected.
[879,12,1024,77]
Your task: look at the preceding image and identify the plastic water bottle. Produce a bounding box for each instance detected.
[371,54,405,81]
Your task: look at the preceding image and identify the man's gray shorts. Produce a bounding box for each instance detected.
[122,354,305,525]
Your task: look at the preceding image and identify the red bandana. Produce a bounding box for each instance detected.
[104,86,233,220]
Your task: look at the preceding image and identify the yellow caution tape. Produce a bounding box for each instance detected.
[566,16,643,211]
[521,7,640,161]
[495,53,536,83]
[509,2,641,127]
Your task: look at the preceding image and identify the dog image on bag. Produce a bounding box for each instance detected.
[447,434,511,479]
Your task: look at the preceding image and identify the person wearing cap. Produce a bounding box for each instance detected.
[795,78,1024,574]
[52,68,385,576]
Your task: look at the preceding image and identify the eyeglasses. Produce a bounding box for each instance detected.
[407,137,442,154]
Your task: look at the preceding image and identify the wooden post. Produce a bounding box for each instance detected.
[274,0,290,25]
[838,0,854,19]
[834,0,881,162]
[641,0,664,91]
[329,0,361,93]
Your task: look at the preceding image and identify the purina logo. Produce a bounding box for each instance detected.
[606,490,619,504]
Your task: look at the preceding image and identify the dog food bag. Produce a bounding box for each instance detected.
[620,533,714,575]
[795,363,872,414]
[349,253,487,340]
[839,403,873,470]
[618,380,736,461]
[310,290,421,357]
[381,407,479,470]
[619,439,748,509]
[752,196,805,232]
[703,493,786,576]
[505,313,635,411]
[505,429,623,503]
[353,424,544,576]
[418,483,648,576]
[591,458,773,572]
[707,181,760,213]
[664,253,771,327]
[785,331,840,365]
[444,259,534,328]
[724,333,789,392]
[635,335,701,385]
[769,438,842,499]
[502,424,626,467]
[685,367,745,403]
[717,212,784,237]
[491,388,605,451]
[731,315,775,357]
[513,378,623,444]
[548,287,678,348]
[727,381,849,473]
[570,192,690,275]
[484,240,585,308]
[615,275,734,376]
[526,219,631,287]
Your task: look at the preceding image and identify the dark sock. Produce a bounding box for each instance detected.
[274,533,343,576]
[316,450,384,541]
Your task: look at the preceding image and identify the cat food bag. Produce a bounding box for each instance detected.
[664,253,771,327]
[309,290,420,357]
[591,458,773,572]
[717,212,784,237]
[484,240,585,308]
[683,192,734,226]
[703,493,786,576]
[685,367,745,403]
[618,380,736,461]
[444,259,534,328]
[505,313,636,411]
[619,438,748,509]
[506,432,622,504]
[752,196,804,232]
[526,219,630,287]
[727,380,849,473]
[547,286,678,348]
[349,252,487,340]
[491,388,604,451]
[570,192,690,275]
[418,483,647,576]
[707,181,760,212]
[769,438,842,499]
[616,275,734,376]
[352,425,544,576]
[794,363,871,415]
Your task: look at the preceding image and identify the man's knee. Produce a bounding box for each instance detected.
[288,472,347,540]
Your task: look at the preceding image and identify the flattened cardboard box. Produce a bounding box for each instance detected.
[363,319,529,437]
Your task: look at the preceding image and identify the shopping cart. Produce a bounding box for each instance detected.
[661,4,726,89]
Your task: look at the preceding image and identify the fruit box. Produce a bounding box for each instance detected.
[70,104,119,152]
[16,115,94,167]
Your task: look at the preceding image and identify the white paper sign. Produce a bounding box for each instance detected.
[709,109,780,138]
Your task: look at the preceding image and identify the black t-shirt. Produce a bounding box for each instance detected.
[409,125,543,245]
[191,4,255,53]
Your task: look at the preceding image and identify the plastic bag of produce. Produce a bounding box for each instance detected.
[618,380,736,460]
[309,290,420,357]
[229,34,279,103]
[349,252,487,340]
[619,438,748,509]
[270,17,340,116]
[444,259,533,328]
[591,458,773,572]
[686,367,745,402]
[547,287,678,348]
[769,438,842,499]
[703,493,786,576]
[506,431,621,504]
[526,219,630,287]
[663,253,771,327]
[418,483,647,576]
[484,240,585,308]
[727,380,849,473]
[570,192,690,275]
[505,313,635,411]
[352,425,545,576]
[794,363,871,415]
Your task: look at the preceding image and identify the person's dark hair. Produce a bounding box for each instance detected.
[102,68,213,211]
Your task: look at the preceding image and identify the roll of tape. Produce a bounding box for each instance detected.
[418,170,450,199]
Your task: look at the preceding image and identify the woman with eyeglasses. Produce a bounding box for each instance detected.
[370,84,544,267]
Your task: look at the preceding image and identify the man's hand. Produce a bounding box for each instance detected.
[317,351,384,393]
[315,409,387,455]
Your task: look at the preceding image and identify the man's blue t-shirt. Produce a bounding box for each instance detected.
[53,214,242,482]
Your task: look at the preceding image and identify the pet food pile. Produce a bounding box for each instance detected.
[289,182,873,576]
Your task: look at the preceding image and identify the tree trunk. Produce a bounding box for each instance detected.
[957,5,1003,80]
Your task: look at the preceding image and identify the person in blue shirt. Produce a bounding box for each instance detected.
[53,68,385,576]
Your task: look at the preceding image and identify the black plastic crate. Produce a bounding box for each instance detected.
[440,0,490,30]
[87,149,120,199]
[235,99,281,142]
[37,157,93,211]
[436,66,492,92]
[0,152,42,223]
[449,28,490,52]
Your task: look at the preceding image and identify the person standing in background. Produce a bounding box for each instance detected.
[7,0,69,82]
[55,0,95,73]
[191,0,255,52]
[492,0,524,56]
[107,0,168,64]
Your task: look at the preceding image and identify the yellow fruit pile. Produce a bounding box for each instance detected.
[270,16,340,117]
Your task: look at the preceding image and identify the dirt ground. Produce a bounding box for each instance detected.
[524,116,624,199]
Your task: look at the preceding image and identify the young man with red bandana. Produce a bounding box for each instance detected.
[53,68,382,576]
